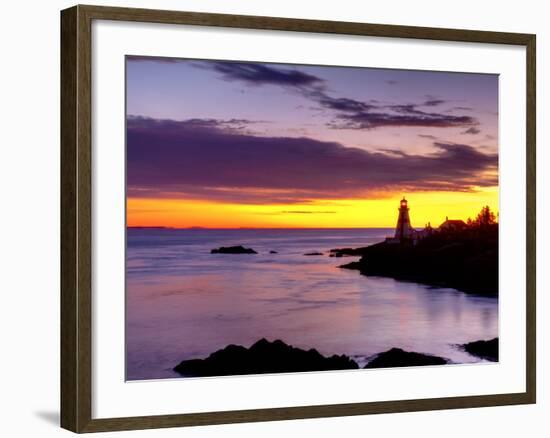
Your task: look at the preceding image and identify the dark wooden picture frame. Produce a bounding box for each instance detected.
[61,4,536,433]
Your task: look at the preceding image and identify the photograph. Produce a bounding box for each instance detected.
[125,56,500,381]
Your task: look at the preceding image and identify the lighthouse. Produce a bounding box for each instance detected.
[394,197,414,241]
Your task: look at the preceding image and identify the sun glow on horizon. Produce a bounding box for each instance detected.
[127,187,498,229]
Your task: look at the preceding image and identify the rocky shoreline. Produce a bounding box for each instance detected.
[335,225,498,296]
[173,338,495,377]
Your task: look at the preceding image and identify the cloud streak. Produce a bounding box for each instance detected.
[327,106,476,130]
[422,99,446,107]
[462,127,481,135]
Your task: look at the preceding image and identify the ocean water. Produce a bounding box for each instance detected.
[126,228,498,380]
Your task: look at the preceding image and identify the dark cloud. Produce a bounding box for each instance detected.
[305,93,476,130]
[328,106,477,130]
[306,90,377,113]
[462,127,481,135]
[127,117,498,204]
[319,96,374,113]
[202,61,325,88]
[195,60,478,130]
[127,116,262,136]
[311,91,474,131]
[131,59,480,132]
[418,134,439,140]
[423,99,446,107]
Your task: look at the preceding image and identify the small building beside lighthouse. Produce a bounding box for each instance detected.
[439,217,467,232]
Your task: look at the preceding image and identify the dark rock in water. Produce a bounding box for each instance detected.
[269,250,278,254]
[461,338,498,362]
[304,252,323,256]
[174,338,358,377]
[211,245,257,254]
[364,348,448,369]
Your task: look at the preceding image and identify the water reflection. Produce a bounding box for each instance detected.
[126,229,498,380]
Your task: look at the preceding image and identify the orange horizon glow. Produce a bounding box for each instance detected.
[127,187,499,229]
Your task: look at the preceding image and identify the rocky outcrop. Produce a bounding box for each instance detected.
[211,245,257,254]
[174,338,358,377]
[364,348,448,368]
[461,338,498,361]
[304,252,324,256]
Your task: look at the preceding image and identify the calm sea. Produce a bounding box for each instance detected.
[126,228,498,380]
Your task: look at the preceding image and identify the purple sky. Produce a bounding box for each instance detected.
[126,56,498,204]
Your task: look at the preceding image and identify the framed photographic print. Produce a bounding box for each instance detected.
[60,4,536,433]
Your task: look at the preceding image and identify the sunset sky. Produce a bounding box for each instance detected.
[126,56,499,228]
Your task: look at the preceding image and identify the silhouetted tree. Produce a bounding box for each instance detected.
[474,206,497,227]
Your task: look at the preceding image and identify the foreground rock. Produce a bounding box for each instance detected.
[461,338,498,361]
[304,252,323,256]
[211,245,257,254]
[338,225,498,296]
[364,348,448,368]
[174,338,358,377]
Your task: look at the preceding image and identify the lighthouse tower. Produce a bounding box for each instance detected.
[394,197,414,241]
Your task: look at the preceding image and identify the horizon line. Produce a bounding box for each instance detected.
[127,226,403,230]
